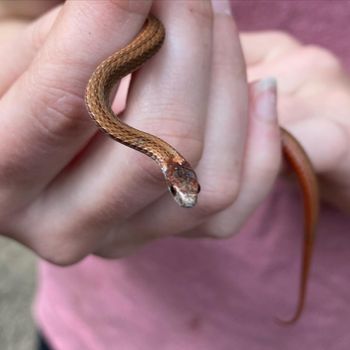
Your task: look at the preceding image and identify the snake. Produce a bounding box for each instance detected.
[85,15,319,324]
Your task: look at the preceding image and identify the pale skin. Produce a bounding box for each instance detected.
[0,0,347,264]
[241,32,350,213]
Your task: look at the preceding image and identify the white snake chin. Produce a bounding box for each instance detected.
[172,191,197,208]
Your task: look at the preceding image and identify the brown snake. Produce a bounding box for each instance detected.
[85,15,319,323]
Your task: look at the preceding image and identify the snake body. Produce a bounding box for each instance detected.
[85,16,199,208]
[85,15,319,323]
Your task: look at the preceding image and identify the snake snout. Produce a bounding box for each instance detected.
[168,186,198,208]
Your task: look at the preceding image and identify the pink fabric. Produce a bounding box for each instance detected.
[233,0,350,70]
[35,2,350,349]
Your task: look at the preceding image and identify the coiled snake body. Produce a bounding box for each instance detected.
[85,15,319,323]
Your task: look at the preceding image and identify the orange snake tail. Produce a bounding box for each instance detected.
[277,128,319,324]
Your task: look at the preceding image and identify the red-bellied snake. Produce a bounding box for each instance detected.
[85,15,319,324]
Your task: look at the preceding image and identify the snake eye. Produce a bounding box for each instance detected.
[169,185,177,196]
[197,184,201,194]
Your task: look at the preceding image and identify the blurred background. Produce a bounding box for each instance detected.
[0,236,36,349]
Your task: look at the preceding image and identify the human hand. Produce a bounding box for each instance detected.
[241,31,350,213]
[0,0,280,263]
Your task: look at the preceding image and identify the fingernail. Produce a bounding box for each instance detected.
[212,0,233,16]
[251,77,277,122]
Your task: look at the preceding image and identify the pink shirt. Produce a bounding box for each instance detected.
[35,2,350,349]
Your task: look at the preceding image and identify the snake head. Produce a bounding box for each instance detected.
[165,161,200,208]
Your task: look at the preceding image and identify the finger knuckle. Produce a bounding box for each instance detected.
[108,0,152,16]
[300,45,341,72]
[28,20,47,53]
[24,69,92,143]
[73,0,151,24]
[130,152,167,188]
[36,236,86,266]
[210,226,236,239]
[26,8,57,54]
[267,31,300,48]
[196,178,240,216]
[203,220,237,239]
[138,115,204,166]
[185,0,213,24]
[213,46,246,81]
[40,252,80,267]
